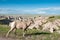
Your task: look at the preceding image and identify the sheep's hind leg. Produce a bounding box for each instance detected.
[22,29,25,37]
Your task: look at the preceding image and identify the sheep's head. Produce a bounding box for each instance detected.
[29,18,34,24]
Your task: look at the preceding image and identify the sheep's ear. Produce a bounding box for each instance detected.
[19,16,23,19]
[34,17,36,19]
[39,16,41,17]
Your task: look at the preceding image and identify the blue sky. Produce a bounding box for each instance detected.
[0,0,60,15]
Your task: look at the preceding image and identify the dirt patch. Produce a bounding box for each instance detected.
[0,37,19,40]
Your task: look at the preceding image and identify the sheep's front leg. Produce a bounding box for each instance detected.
[13,28,17,35]
[36,25,40,31]
[42,27,46,31]
[6,27,14,37]
[49,28,53,33]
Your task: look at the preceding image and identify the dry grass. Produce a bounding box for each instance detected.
[0,24,60,40]
[0,15,60,40]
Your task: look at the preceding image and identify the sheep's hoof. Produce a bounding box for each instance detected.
[6,34,9,38]
[23,35,25,37]
[6,36,8,38]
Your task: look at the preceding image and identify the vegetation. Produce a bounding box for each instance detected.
[0,15,60,40]
[0,24,60,40]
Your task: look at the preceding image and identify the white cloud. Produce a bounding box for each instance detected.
[52,7,60,10]
[0,7,60,14]
[35,7,60,11]
[36,8,50,11]
[37,11,46,14]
